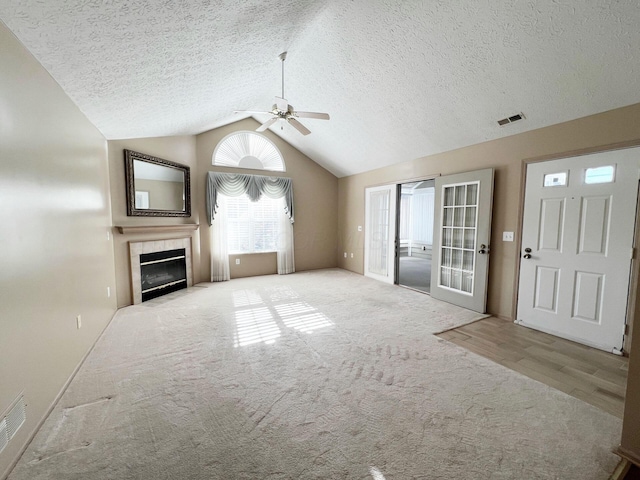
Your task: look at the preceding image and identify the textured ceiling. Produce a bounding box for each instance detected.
[1,1,640,177]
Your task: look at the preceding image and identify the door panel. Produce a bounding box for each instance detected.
[572,271,603,322]
[431,168,494,312]
[534,266,559,312]
[578,196,609,254]
[539,198,565,251]
[517,148,639,352]
[364,185,396,284]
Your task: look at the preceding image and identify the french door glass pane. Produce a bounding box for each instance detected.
[442,228,452,247]
[464,229,475,249]
[452,228,463,248]
[443,208,454,226]
[444,187,455,206]
[442,248,452,267]
[440,268,451,287]
[463,251,474,271]
[465,207,476,227]
[466,184,478,205]
[439,181,479,295]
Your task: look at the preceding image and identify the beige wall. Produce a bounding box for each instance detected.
[338,103,640,319]
[107,136,199,307]
[195,118,339,282]
[0,23,117,478]
[230,253,278,278]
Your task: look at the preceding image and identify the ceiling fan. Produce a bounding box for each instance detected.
[234,52,330,136]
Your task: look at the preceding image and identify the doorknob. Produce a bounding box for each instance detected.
[523,254,532,259]
[478,244,489,254]
[524,247,532,253]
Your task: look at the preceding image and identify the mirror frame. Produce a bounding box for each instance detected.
[124,149,191,217]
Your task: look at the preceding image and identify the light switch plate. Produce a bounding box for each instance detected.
[503,231,514,242]
[357,226,362,232]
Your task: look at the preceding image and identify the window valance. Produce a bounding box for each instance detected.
[206,172,294,225]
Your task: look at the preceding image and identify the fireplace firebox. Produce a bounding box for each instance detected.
[140,248,187,302]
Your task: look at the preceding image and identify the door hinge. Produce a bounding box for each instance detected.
[632,247,637,260]
[625,324,630,335]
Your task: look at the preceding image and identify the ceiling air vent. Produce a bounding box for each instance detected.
[497,113,525,126]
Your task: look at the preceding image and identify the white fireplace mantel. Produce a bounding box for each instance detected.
[116,224,199,235]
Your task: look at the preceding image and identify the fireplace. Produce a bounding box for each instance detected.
[129,238,193,304]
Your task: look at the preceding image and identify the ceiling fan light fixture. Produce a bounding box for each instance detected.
[232,52,330,135]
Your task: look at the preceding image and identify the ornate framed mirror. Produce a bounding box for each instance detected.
[124,150,191,217]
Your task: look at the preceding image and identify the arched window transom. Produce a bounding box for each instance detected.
[212,131,285,172]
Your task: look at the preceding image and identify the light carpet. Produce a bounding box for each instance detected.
[9,269,621,479]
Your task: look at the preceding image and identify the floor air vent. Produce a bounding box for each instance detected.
[0,394,26,454]
[497,112,525,126]
[0,418,8,453]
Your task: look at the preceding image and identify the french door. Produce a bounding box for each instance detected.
[517,149,639,353]
[364,185,396,284]
[430,169,494,313]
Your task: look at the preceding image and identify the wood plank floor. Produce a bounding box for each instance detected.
[436,317,629,418]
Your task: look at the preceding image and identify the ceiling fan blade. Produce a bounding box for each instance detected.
[256,117,279,132]
[288,118,311,135]
[275,96,288,112]
[294,111,330,120]
[234,110,273,115]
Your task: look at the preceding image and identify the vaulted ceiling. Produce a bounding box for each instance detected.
[1,1,639,177]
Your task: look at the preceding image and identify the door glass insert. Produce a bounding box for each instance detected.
[585,165,615,184]
[543,172,567,187]
[440,182,479,295]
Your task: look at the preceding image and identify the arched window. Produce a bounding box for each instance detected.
[212,131,285,172]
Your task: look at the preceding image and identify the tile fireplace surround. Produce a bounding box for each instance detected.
[129,237,193,304]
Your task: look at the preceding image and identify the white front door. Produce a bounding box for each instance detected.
[365,184,397,284]
[430,169,494,312]
[517,148,639,353]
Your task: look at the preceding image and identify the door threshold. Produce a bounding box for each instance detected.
[398,284,431,295]
[515,319,623,355]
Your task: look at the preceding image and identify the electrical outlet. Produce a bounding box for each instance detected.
[503,231,514,242]
[344,252,347,258]
[76,315,82,329]
[235,259,240,265]
[107,286,111,298]
[350,253,354,258]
